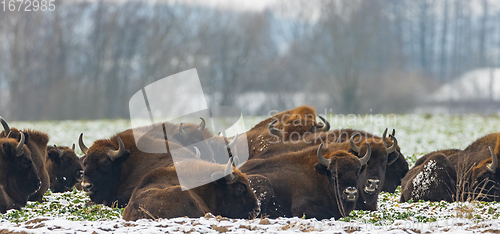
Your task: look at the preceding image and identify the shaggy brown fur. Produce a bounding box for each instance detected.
[122,159,259,221]
[241,144,363,220]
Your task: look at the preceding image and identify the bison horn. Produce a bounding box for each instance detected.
[317,143,329,167]
[227,133,239,149]
[349,133,361,153]
[79,133,88,155]
[359,143,372,165]
[72,143,75,151]
[387,135,398,154]
[392,129,396,137]
[194,146,201,159]
[268,119,283,137]
[54,145,64,158]
[178,123,188,139]
[199,117,206,131]
[224,158,235,182]
[317,115,330,132]
[0,116,10,136]
[15,131,25,156]
[382,128,388,141]
[109,135,125,161]
[487,146,498,173]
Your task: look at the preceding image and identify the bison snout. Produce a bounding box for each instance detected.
[81,181,93,191]
[364,179,380,193]
[343,187,358,202]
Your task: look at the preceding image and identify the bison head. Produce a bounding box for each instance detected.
[380,129,408,193]
[212,158,260,219]
[0,132,41,201]
[470,146,500,201]
[79,133,131,206]
[349,131,398,209]
[314,142,371,217]
[46,144,83,193]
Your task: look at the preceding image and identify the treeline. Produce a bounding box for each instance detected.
[0,0,499,120]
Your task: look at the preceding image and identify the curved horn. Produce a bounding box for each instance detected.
[15,131,25,156]
[178,123,188,139]
[386,135,398,154]
[194,146,201,159]
[199,117,206,131]
[109,135,125,161]
[349,134,361,153]
[317,115,330,132]
[268,119,283,137]
[317,143,329,166]
[487,146,498,173]
[359,143,372,165]
[54,145,64,158]
[72,143,75,152]
[392,129,396,137]
[224,158,235,182]
[79,133,88,155]
[0,116,10,136]
[227,133,239,149]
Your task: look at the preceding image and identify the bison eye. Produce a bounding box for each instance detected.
[22,159,32,169]
[234,184,246,197]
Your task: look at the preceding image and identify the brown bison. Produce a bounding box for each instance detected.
[241,142,371,219]
[0,117,50,203]
[46,144,83,192]
[122,157,260,221]
[0,133,41,213]
[79,131,179,207]
[447,134,500,202]
[400,153,457,203]
[246,128,399,211]
[242,105,329,159]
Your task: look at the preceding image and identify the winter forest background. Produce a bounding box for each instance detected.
[1,0,500,120]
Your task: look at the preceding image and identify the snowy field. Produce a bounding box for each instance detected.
[2,114,500,233]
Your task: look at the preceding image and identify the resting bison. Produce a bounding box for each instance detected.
[241,142,371,219]
[447,133,500,202]
[46,144,83,192]
[400,153,457,202]
[79,130,182,207]
[122,157,260,221]
[0,133,41,213]
[0,117,50,203]
[302,128,407,194]
[242,105,329,159]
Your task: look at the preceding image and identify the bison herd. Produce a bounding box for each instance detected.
[0,105,499,221]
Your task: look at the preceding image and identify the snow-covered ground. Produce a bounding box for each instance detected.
[2,114,500,233]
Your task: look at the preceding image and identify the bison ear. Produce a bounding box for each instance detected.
[1,142,11,156]
[113,150,131,164]
[47,150,60,163]
[314,163,329,175]
[387,153,398,165]
[22,132,30,142]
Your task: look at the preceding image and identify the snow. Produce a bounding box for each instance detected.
[430,68,500,102]
[3,114,500,233]
[411,160,437,200]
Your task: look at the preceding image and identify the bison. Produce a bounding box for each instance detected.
[242,105,329,159]
[0,117,50,203]
[46,144,83,192]
[79,122,238,207]
[0,132,41,213]
[400,153,457,203]
[241,142,371,219]
[122,157,260,221]
[79,131,178,207]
